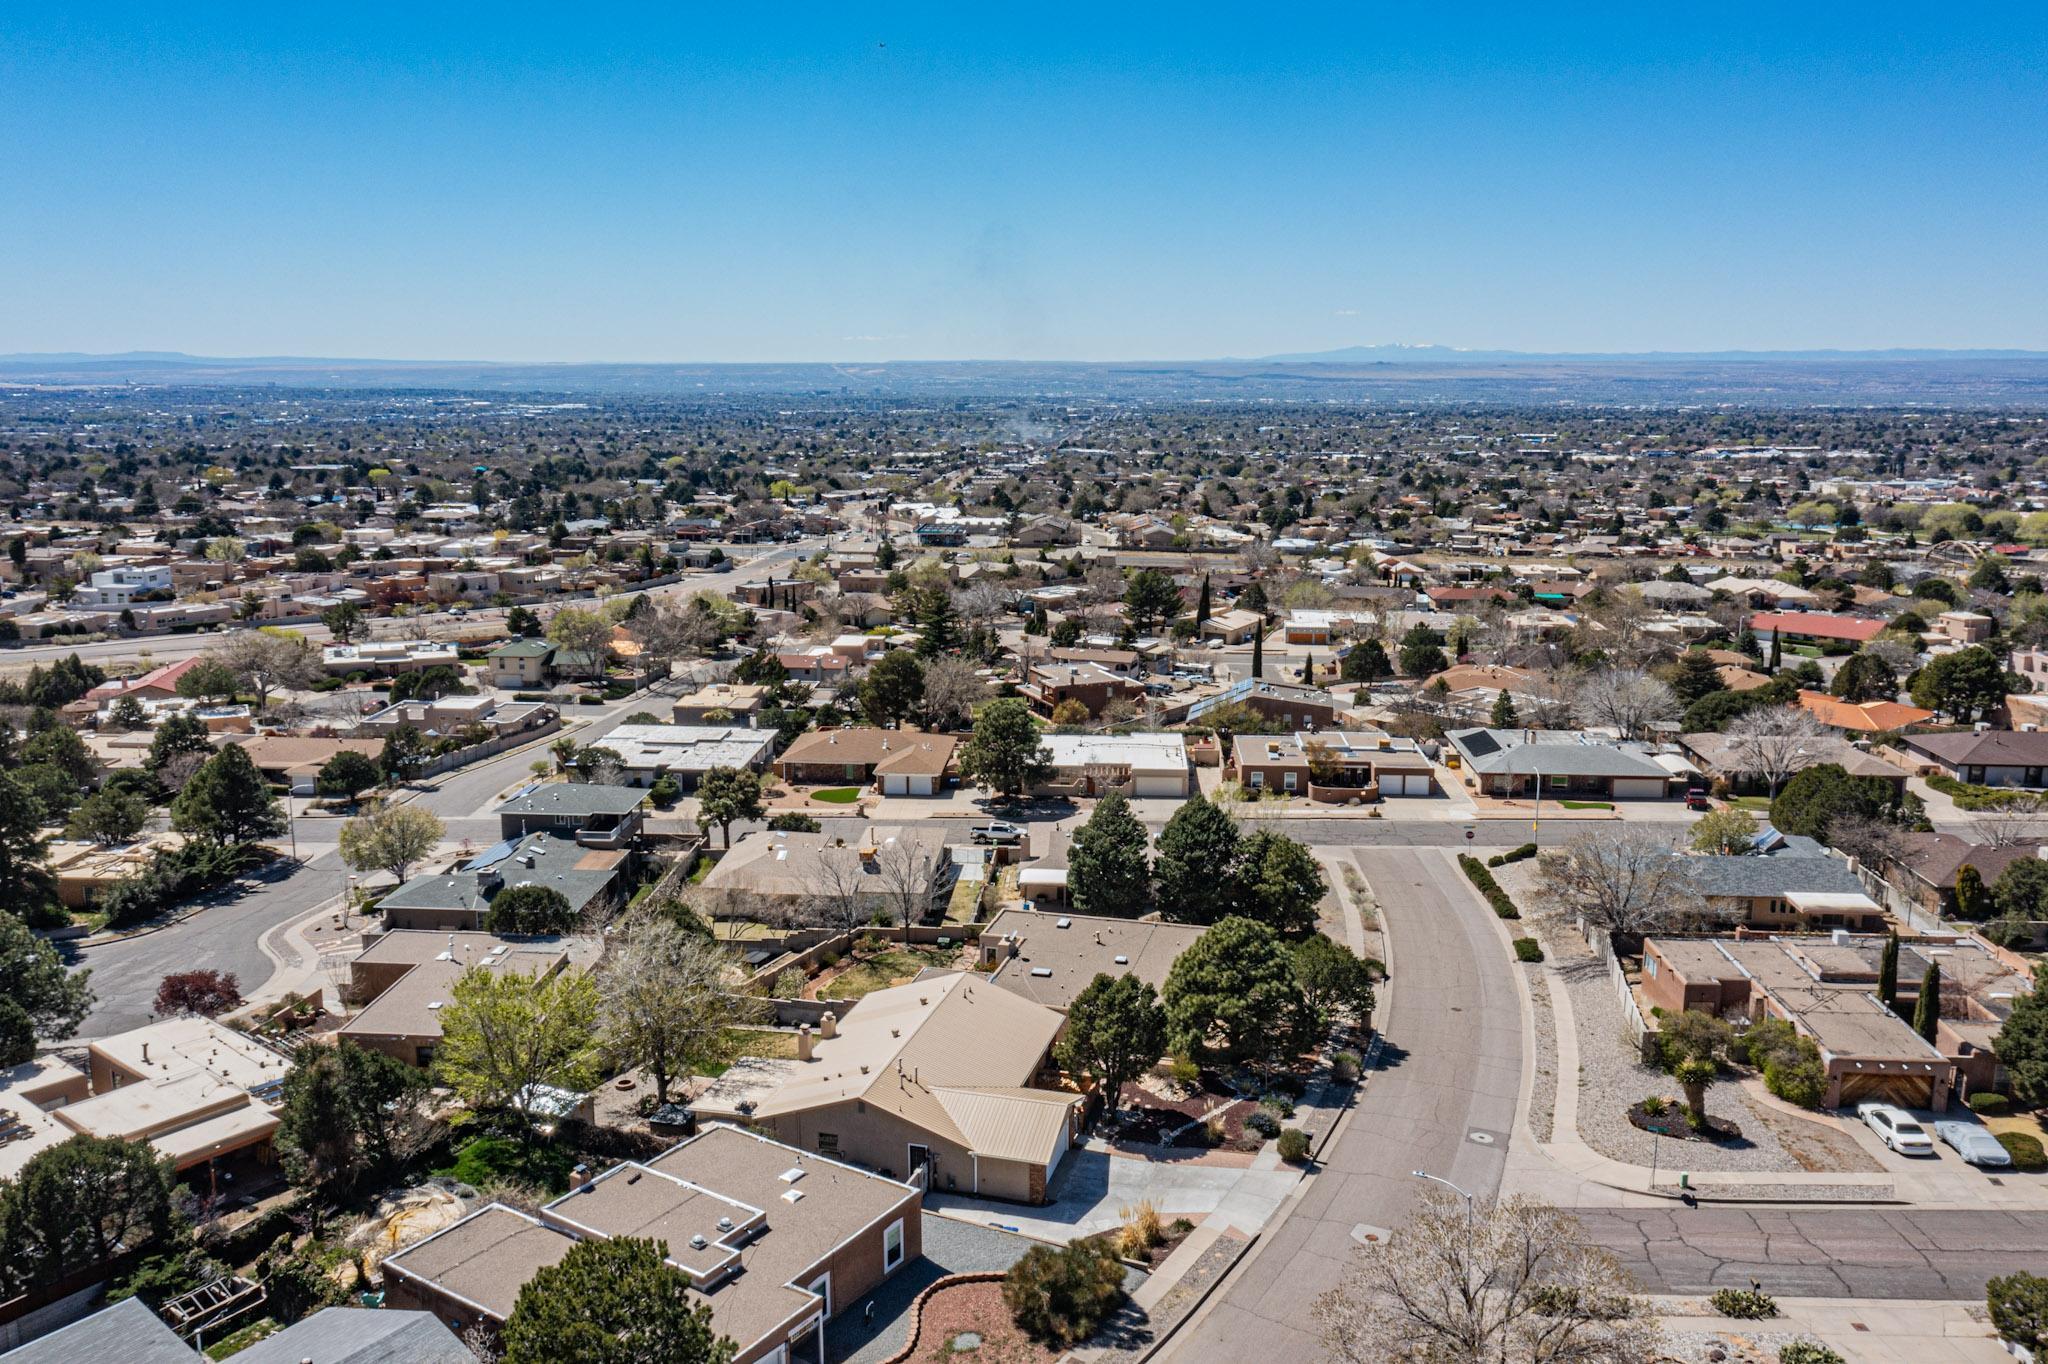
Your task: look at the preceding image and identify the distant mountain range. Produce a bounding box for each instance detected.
[1252,343,2048,364]
[6,348,2048,407]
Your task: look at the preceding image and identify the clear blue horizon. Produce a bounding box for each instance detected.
[4,5,2045,363]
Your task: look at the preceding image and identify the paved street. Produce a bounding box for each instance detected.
[1575,1206,2048,1300]
[64,854,347,1039]
[1162,846,1524,1364]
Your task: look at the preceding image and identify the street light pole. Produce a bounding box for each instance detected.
[1411,1170,1476,1240]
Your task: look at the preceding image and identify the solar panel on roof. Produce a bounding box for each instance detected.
[1461,731,1502,757]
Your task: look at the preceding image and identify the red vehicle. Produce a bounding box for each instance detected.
[1684,787,1713,811]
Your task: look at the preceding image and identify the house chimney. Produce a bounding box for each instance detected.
[797,1025,814,1061]
[820,1011,838,1040]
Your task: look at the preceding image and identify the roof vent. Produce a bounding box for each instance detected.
[1056,918,1072,929]
[1031,967,1053,977]
[782,1188,805,1203]
[779,1167,806,1183]
[689,1233,709,1249]
[1114,955,1129,965]
[428,1001,444,1010]
[716,1216,735,1233]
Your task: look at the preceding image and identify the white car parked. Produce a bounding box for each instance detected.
[1856,1102,1936,1156]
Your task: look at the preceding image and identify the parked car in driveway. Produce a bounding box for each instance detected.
[1933,1120,2013,1167]
[969,820,1026,846]
[1857,1102,1937,1156]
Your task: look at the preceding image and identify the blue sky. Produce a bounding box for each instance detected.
[3,4,2045,361]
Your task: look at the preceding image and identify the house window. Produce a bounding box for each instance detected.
[1282,771,1297,791]
[817,1132,839,1154]
[1645,956,1659,979]
[1549,775,1567,790]
[1248,772,1264,788]
[883,1219,905,1271]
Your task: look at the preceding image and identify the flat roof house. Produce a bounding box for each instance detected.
[383,1123,922,1364]
[674,682,773,726]
[1035,731,1192,799]
[776,728,959,796]
[1228,728,1438,800]
[1639,933,2031,1109]
[1447,728,1690,801]
[339,930,577,1067]
[979,909,1204,1012]
[693,972,1077,1204]
[50,1017,291,1177]
[598,724,776,789]
[1186,677,1347,732]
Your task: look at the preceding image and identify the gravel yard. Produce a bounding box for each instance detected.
[1525,965,1558,1142]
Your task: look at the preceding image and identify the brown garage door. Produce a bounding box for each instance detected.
[1836,1072,1933,1109]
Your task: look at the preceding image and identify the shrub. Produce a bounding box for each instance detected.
[1457,854,1522,918]
[1276,1128,1311,1162]
[1711,1287,1779,1319]
[1779,1344,1845,1364]
[1332,1050,1361,1080]
[1987,1272,2048,1353]
[1203,1116,1227,1146]
[1657,1010,1732,1073]
[1259,1094,1296,1119]
[1999,1132,2048,1172]
[1734,1016,1798,1069]
[1967,1092,2009,1116]
[1640,1095,1668,1116]
[1763,1047,1828,1109]
[1245,1110,1280,1139]
[1003,1238,1129,1346]
[1513,937,1544,962]
[1501,842,1539,864]
[1167,1055,1200,1087]
[1115,1201,1162,1257]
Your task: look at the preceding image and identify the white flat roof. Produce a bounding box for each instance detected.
[1040,732,1190,772]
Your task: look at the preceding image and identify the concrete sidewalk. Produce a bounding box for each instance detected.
[1648,1295,2005,1362]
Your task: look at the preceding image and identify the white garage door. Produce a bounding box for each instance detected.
[1382,774,1424,796]
[1610,778,1667,800]
[1134,774,1187,798]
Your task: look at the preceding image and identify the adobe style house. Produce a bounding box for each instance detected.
[1902,729,2048,789]
[1018,660,1146,719]
[382,1124,922,1364]
[338,930,586,1067]
[597,724,777,789]
[775,728,959,796]
[1226,729,1438,799]
[673,682,773,726]
[692,972,1078,1204]
[1186,678,1346,732]
[1640,933,2032,1109]
[979,909,1204,1012]
[1036,732,1192,799]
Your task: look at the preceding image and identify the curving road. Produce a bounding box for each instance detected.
[1163,846,1525,1363]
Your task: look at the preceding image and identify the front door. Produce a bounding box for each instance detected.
[908,1143,931,1186]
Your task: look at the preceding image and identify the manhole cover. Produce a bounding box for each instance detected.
[1468,1131,1495,1145]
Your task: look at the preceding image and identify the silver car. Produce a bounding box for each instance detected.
[1932,1120,2013,1167]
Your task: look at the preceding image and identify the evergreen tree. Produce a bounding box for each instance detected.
[1195,574,1212,626]
[1163,915,1306,1066]
[1340,638,1391,683]
[1878,931,1899,1011]
[1913,959,1942,1043]
[1490,689,1518,727]
[501,1237,735,1364]
[171,745,285,845]
[1669,650,1723,706]
[1153,793,1240,925]
[1996,962,2048,1107]
[1954,863,1989,919]
[1767,631,1782,672]
[1056,973,1166,1119]
[1250,627,1263,679]
[1067,791,1151,918]
[958,697,1053,798]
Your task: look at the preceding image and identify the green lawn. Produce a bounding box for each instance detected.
[205,1319,280,1359]
[702,1028,803,1077]
[820,946,957,999]
[810,787,863,804]
[433,1134,578,1195]
[1558,799,1614,810]
[1726,795,1773,812]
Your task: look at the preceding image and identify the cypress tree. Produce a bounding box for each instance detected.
[1767,631,1782,672]
[1877,932,1899,1011]
[1913,959,1942,1043]
[1301,652,1313,683]
[1251,628,1264,679]
[1195,574,1212,626]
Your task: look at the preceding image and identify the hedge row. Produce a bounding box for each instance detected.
[1487,842,1539,868]
[1457,854,1522,920]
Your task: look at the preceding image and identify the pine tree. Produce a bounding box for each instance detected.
[1195,574,1212,626]
[1491,689,1519,728]
[1878,931,1899,1011]
[1767,631,1782,673]
[1913,959,1942,1042]
[1067,790,1152,918]
[1251,628,1264,679]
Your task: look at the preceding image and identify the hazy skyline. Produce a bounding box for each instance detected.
[5,5,2045,362]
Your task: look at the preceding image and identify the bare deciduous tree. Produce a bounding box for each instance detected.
[1825,812,1910,871]
[1572,668,1679,741]
[920,656,991,730]
[1970,792,2048,849]
[1724,706,1832,798]
[1539,829,1710,936]
[597,909,766,1104]
[1313,1191,1659,1364]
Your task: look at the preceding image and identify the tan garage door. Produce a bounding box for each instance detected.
[1836,1072,1933,1110]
